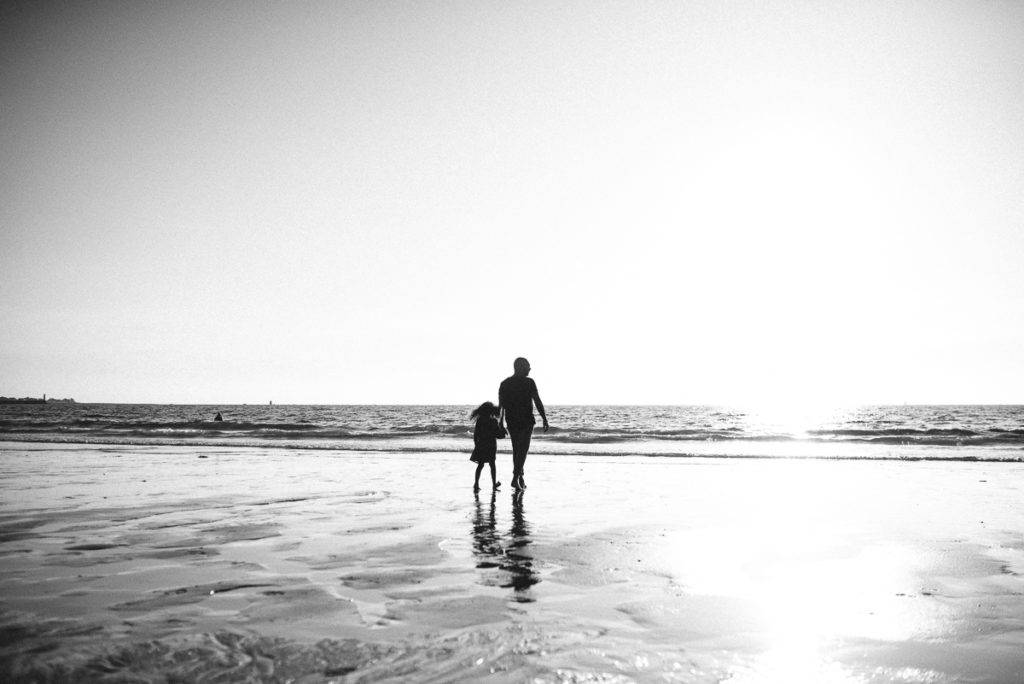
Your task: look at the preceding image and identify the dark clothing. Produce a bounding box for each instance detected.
[470,416,502,463]
[509,425,533,481]
[498,376,544,429]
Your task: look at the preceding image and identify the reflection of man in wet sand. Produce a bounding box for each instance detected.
[470,490,539,600]
[498,357,548,490]
[503,490,538,599]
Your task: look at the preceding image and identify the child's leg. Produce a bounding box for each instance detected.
[489,462,498,487]
[474,463,484,489]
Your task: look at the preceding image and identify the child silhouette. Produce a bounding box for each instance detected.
[469,401,504,491]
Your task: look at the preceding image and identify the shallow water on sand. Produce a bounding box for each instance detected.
[2,442,1024,682]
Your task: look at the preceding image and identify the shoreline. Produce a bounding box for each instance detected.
[2,442,1024,681]
[2,436,1023,463]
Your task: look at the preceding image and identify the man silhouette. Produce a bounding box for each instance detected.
[498,357,548,490]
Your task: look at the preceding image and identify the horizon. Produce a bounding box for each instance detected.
[3,396,1023,409]
[3,2,1023,406]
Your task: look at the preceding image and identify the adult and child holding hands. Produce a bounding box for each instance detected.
[470,357,548,492]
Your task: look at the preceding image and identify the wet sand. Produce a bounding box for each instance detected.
[2,441,1024,682]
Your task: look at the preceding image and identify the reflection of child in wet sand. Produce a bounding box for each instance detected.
[470,402,504,491]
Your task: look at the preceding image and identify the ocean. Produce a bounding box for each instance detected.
[4,405,1024,680]
[2,403,1022,461]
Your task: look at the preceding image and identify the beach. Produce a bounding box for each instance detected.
[5,0,1024,681]
[2,440,1024,682]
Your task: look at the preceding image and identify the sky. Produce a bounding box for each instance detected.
[2,1,1023,405]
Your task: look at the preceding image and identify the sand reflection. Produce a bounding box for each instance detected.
[472,490,539,602]
[666,505,938,681]
[472,490,502,566]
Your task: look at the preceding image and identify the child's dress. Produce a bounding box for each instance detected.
[470,417,502,463]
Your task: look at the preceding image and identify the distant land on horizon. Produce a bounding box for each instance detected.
[0,396,75,404]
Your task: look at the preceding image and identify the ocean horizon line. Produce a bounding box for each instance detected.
[4,400,1024,408]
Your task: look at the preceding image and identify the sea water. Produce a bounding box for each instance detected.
[2,403,1022,461]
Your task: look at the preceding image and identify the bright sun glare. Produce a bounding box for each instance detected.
[664,464,933,682]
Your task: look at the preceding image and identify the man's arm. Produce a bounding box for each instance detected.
[532,381,549,432]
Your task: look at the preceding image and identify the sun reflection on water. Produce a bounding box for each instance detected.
[661,463,937,682]
[738,401,852,441]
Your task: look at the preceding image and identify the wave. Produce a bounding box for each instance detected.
[0,420,473,439]
[0,419,319,431]
[542,428,1023,446]
[2,433,1023,462]
[4,421,1024,446]
[805,427,1024,446]
[807,428,981,437]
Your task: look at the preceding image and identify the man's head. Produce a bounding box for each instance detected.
[513,357,531,376]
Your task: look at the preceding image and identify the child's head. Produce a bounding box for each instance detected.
[470,401,499,420]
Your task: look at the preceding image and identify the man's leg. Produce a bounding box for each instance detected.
[510,426,533,488]
[510,430,524,486]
